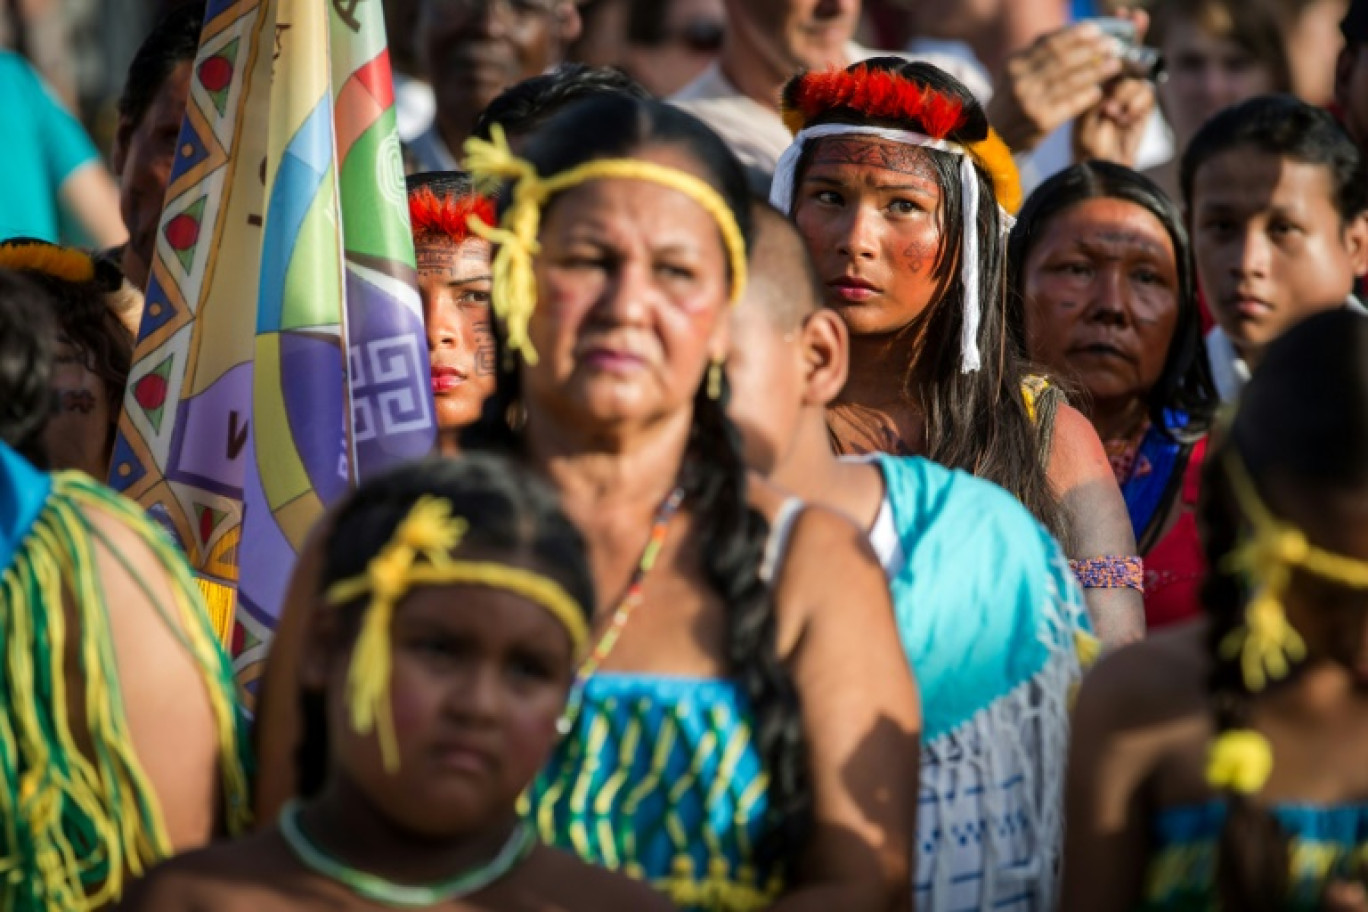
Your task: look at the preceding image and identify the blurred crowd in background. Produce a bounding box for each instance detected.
[5,0,1365,250]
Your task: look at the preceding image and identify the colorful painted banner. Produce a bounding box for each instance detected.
[110,0,435,695]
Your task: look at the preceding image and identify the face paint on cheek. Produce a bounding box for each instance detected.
[473,320,496,376]
[902,236,937,275]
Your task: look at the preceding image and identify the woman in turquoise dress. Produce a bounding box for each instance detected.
[1062,308,1368,911]
[461,94,921,909]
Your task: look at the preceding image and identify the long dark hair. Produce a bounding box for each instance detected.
[0,269,59,467]
[296,453,596,797]
[1007,160,1219,443]
[787,57,1064,540]
[461,94,812,867]
[1198,308,1368,910]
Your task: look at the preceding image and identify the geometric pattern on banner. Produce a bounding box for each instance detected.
[165,196,207,276]
[198,36,240,119]
[124,325,192,461]
[203,521,240,581]
[131,354,174,435]
[108,430,148,492]
[349,334,430,441]
[195,7,257,151]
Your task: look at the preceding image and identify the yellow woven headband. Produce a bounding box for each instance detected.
[324,496,589,772]
[461,124,749,365]
[1218,447,1368,691]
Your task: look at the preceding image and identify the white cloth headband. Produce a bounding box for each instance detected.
[769,123,984,373]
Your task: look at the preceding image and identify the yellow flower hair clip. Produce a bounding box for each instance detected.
[1206,728,1274,795]
[325,495,589,772]
[461,124,748,365]
[1219,449,1368,691]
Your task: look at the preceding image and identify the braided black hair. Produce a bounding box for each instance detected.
[791,57,1066,542]
[461,93,813,868]
[0,269,59,467]
[1197,308,1368,910]
[296,453,596,797]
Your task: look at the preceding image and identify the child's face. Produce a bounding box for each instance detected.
[328,583,576,837]
[1191,146,1368,356]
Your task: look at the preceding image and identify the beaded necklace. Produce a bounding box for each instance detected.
[557,485,687,735]
[279,800,536,908]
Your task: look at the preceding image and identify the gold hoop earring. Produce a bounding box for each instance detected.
[707,357,724,401]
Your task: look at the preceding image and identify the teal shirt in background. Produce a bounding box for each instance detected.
[0,51,101,243]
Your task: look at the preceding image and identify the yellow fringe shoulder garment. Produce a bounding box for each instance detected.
[0,471,251,910]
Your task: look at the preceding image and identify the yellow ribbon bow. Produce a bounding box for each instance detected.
[1219,450,1368,691]
[1206,728,1274,795]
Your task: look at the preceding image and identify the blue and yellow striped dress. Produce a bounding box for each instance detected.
[1142,801,1368,910]
[525,672,781,911]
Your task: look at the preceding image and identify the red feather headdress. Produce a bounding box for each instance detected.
[408,188,496,244]
[781,65,967,139]
[779,64,1021,214]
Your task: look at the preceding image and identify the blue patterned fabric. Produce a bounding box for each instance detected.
[1120,411,1189,542]
[1143,801,1368,910]
[525,672,779,911]
[0,442,51,573]
[873,454,1088,911]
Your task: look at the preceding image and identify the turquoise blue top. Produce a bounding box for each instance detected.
[875,453,1086,741]
[524,673,779,911]
[0,51,100,243]
[0,442,52,572]
[1142,802,1368,910]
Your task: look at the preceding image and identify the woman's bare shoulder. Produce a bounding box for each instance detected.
[117,832,302,912]
[1049,402,1115,491]
[1079,620,1210,729]
[505,846,676,911]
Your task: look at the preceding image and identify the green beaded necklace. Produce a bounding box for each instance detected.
[280,800,536,908]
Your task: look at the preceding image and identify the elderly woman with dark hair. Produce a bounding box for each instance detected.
[1010,160,1220,629]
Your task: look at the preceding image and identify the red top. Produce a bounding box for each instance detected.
[1142,436,1209,629]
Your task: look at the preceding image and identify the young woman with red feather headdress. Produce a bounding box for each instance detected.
[406,172,498,455]
[769,57,1143,647]
[761,57,1140,912]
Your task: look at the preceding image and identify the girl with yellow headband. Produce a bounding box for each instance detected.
[770,59,1145,647]
[460,94,920,910]
[124,455,670,911]
[1063,309,1368,911]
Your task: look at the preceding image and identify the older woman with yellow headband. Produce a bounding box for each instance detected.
[459,94,920,910]
[769,59,1144,647]
[1063,309,1368,911]
[125,454,673,912]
